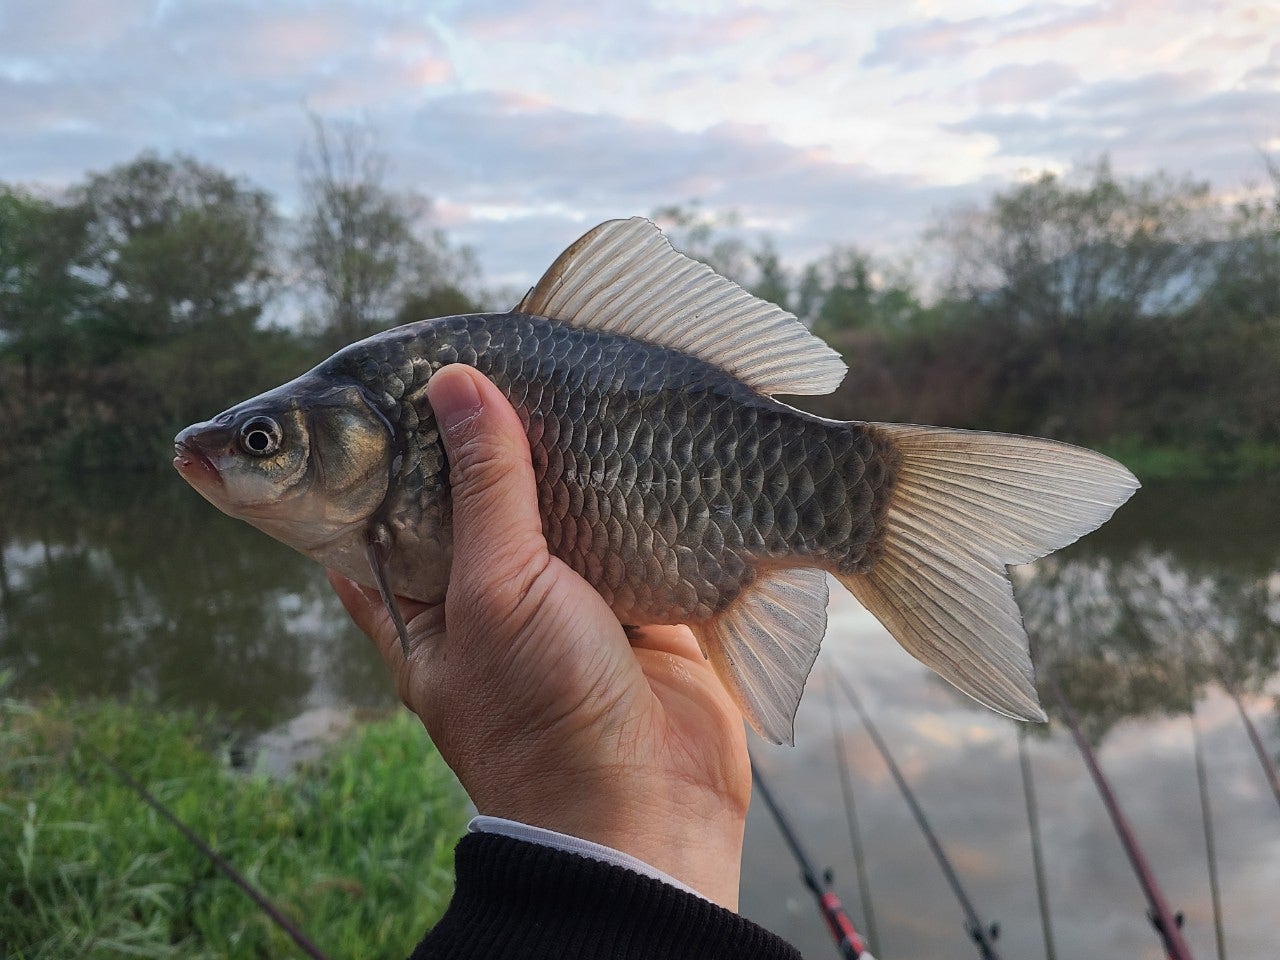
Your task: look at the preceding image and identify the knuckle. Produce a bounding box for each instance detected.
[449,433,528,511]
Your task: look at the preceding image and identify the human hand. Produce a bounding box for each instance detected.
[329,364,751,909]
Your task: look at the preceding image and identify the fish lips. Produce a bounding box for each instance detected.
[173,423,229,489]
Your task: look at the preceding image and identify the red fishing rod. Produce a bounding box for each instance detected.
[1041,668,1195,960]
[832,670,1004,960]
[750,754,875,960]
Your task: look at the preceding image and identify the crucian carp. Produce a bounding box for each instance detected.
[174,218,1138,744]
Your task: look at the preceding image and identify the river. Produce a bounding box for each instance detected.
[2,472,1278,959]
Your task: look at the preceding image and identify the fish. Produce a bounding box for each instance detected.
[173,217,1138,745]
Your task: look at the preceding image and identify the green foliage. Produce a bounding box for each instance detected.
[651,203,752,283]
[797,246,925,338]
[0,185,94,387]
[1,147,1278,480]
[395,284,483,325]
[787,157,1280,479]
[0,153,323,473]
[75,152,278,361]
[0,688,467,958]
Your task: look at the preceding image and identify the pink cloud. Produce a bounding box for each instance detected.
[976,61,1080,105]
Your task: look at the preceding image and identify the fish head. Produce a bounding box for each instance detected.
[173,375,394,557]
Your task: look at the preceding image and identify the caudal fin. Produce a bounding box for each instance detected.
[837,424,1139,721]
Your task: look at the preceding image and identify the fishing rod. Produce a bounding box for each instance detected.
[82,742,332,960]
[749,754,874,960]
[1185,686,1226,960]
[826,684,881,955]
[1161,581,1280,816]
[1214,662,1280,813]
[1016,726,1057,960]
[831,670,1004,960]
[1040,668,1195,960]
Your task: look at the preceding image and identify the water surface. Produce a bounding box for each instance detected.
[2,474,1277,959]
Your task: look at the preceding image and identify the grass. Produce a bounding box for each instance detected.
[1098,440,1280,483]
[0,681,468,959]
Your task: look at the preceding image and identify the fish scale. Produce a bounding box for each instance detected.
[325,311,895,627]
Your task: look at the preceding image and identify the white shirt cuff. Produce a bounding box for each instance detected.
[467,815,709,901]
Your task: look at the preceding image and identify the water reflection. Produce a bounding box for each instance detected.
[744,483,1280,960]
[1016,483,1280,740]
[3,475,1278,958]
[0,471,395,728]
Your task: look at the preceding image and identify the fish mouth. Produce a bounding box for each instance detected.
[173,440,223,487]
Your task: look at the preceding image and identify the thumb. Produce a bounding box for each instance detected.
[427,364,550,612]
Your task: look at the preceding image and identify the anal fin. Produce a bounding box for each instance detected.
[365,523,412,658]
[693,567,829,746]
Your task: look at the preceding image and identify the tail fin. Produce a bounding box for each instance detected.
[836,424,1139,721]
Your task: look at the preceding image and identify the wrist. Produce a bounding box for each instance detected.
[471,769,748,909]
[468,816,711,899]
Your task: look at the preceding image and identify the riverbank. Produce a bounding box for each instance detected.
[1098,440,1280,484]
[1,686,468,958]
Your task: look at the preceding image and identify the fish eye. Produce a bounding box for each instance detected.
[238,416,283,457]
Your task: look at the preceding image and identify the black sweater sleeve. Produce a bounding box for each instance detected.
[409,832,802,960]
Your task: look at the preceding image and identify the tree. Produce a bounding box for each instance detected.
[1193,157,1280,446]
[0,185,92,391]
[1208,156,1280,320]
[797,246,923,338]
[930,158,1216,435]
[393,285,480,326]
[749,239,791,311]
[75,153,278,359]
[296,118,475,347]
[935,158,1213,329]
[651,203,752,283]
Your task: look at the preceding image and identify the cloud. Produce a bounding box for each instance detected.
[367,92,986,284]
[2,0,1277,290]
[948,70,1280,184]
[862,3,1107,70]
[1242,42,1280,89]
[0,0,152,57]
[454,0,778,61]
[975,61,1081,105]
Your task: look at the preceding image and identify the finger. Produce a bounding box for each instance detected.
[426,364,551,615]
[626,624,707,664]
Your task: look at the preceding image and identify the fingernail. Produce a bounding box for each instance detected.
[428,365,483,437]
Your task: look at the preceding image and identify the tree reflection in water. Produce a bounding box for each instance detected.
[1018,549,1279,742]
[0,470,395,730]
[5,473,1279,958]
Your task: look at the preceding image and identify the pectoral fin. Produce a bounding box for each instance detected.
[692,567,829,746]
[365,523,412,658]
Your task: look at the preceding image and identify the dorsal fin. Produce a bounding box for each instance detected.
[517,217,847,397]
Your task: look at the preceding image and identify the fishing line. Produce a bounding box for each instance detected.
[81,741,333,960]
[749,752,874,960]
[830,667,1005,960]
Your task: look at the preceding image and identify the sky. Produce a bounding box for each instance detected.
[3,0,1279,288]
